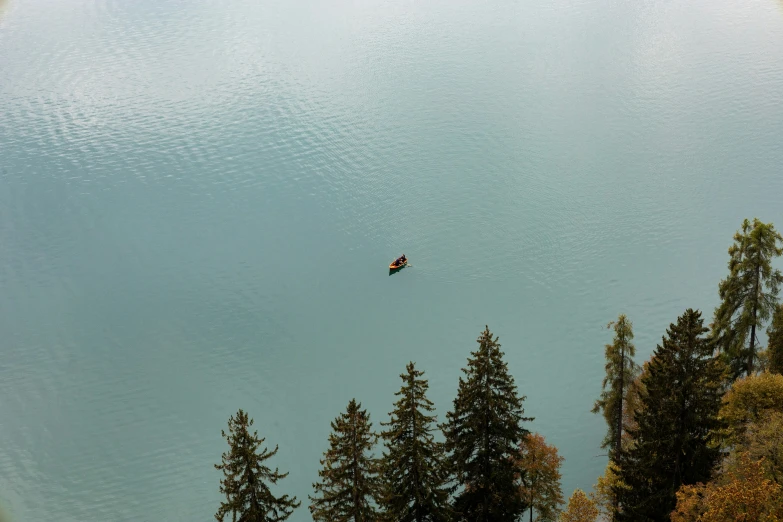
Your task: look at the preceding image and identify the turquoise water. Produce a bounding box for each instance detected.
[1,0,783,520]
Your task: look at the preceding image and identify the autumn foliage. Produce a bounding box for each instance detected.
[671,453,783,522]
[671,373,783,521]
[558,489,599,522]
[516,433,565,521]
[714,371,783,449]
[591,459,629,520]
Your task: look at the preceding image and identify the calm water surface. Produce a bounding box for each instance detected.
[1,0,782,520]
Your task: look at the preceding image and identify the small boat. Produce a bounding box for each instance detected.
[389,255,407,270]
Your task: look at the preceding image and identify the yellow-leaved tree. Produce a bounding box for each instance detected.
[558,489,599,522]
[671,452,783,522]
[713,371,783,449]
[592,459,630,520]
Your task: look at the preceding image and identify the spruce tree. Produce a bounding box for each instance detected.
[380,362,452,522]
[441,326,533,522]
[214,409,300,522]
[592,315,638,462]
[712,218,783,378]
[309,399,383,522]
[615,309,724,522]
[767,304,783,375]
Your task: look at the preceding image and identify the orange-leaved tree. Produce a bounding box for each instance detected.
[671,452,783,522]
[516,432,565,521]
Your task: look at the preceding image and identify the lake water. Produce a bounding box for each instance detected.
[1,0,782,520]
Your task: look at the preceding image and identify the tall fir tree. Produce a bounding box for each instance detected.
[592,315,638,462]
[380,362,452,522]
[441,326,533,522]
[214,409,300,522]
[615,309,724,522]
[309,399,383,522]
[767,303,783,375]
[712,218,783,379]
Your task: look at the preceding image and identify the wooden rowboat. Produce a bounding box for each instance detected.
[389,258,407,270]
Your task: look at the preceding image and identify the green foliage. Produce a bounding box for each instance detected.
[768,304,783,375]
[214,409,300,522]
[380,362,452,522]
[309,399,383,522]
[712,218,783,379]
[592,315,639,462]
[616,309,724,522]
[441,326,533,522]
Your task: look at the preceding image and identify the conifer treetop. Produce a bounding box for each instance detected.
[442,326,533,521]
[380,362,452,522]
[616,309,723,522]
[214,409,300,522]
[713,218,783,378]
[309,399,382,522]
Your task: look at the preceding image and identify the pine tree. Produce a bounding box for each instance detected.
[615,309,724,522]
[214,409,300,522]
[309,399,383,522]
[592,315,639,462]
[380,362,452,522]
[712,218,783,379]
[767,304,783,375]
[441,326,533,522]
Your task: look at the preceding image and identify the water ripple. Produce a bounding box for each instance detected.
[1,0,783,520]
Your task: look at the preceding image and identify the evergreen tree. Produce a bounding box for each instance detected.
[441,326,533,522]
[767,304,783,375]
[214,409,300,522]
[380,362,452,522]
[615,309,724,522]
[592,315,639,462]
[712,218,783,378]
[309,399,383,522]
